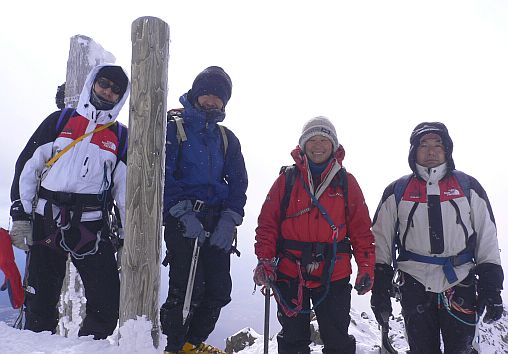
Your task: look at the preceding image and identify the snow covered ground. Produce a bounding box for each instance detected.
[1,307,506,354]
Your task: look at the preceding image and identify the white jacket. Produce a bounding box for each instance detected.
[372,163,501,293]
[17,64,130,224]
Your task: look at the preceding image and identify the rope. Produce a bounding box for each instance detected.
[270,239,338,317]
[437,292,478,326]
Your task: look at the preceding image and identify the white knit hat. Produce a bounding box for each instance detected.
[298,116,339,152]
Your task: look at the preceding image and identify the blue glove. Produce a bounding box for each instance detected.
[179,213,206,245]
[210,209,243,252]
[169,200,206,245]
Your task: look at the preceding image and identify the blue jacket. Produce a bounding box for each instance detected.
[163,94,248,220]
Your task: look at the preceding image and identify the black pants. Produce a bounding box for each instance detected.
[400,272,477,354]
[161,215,232,352]
[24,214,119,339]
[275,276,355,354]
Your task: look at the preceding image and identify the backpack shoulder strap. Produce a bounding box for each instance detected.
[337,167,350,237]
[279,165,298,220]
[391,173,414,266]
[394,173,414,207]
[174,117,187,143]
[218,124,228,157]
[452,170,471,202]
[55,108,76,134]
[167,108,186,143]
[167,108,229,158]
[114,121,128,162]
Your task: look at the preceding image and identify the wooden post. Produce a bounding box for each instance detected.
[58,35,115,337]
[119,17,170,347]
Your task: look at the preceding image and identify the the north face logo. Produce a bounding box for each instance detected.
[61,128,73,136]
[444,188,460,196]
[102,140,117,151]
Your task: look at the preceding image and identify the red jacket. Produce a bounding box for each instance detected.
[255,146,375,288]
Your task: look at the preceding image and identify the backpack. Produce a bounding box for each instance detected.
[167,108,228,157]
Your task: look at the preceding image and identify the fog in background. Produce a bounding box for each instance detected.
[1,0,507,346]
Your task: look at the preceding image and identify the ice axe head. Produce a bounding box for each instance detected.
[0,228,25,309]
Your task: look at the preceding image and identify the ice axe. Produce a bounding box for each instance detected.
[182,232,209,324]
[0,228,25,309]
[379,312,397,354]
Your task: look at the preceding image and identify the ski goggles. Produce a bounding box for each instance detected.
[96,77,123,95]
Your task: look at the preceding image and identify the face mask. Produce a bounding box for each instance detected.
[90,89,116,111]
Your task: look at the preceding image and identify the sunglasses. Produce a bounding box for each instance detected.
[96,77,122,95]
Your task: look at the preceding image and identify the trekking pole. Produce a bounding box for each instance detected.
[182,233,208,324]
[263,284,270,354]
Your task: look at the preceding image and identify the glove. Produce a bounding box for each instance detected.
[179,213,207,245]
[476,263,504,324]
[210,209,243,252]
[354,270,373,295]
[253,258,277,286]
[169,200,206,245]
[370,263,394,325]
[9,220,32,251]
[478,293,503,324]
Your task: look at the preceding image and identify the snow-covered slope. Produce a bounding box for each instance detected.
[0,306,506,354]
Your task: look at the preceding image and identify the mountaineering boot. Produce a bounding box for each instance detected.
[163,351,185,354]
[181,341,227,354]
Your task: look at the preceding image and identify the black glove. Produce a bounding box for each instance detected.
[56,82,66,109]
[476,263,504,324]
[370,263,394,325]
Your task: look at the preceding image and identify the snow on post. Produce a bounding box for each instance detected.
[64,35,115,108]
[119,16,169,348]
[58,34,115,337]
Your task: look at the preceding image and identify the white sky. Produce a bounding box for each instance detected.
[1,0,508,348]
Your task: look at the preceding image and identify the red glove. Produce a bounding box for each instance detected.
[0,228,24,309]
[253,258,277,286]
[354,267,374,295]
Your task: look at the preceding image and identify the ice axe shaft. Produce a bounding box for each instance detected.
[263,284,270,354]
[182,232,209,325]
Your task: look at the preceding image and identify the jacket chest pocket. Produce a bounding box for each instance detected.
[79,147,115,190]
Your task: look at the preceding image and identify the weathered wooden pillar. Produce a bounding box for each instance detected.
[64,35,115,108]
[58,35,115,337]
[119,17,170,347]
